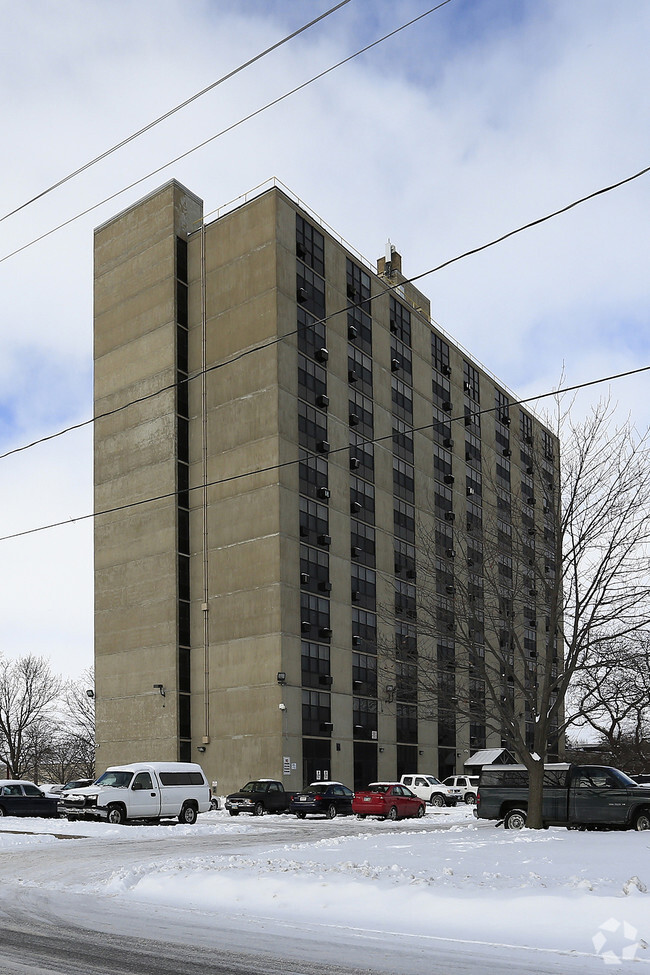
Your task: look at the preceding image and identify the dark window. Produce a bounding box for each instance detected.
[396,703,417,743]
[179,646,190,693]
[352,652,377,697]
[351,519,376,567]
[301,641,331,688]
[393,458,415,502]
[299,450,328,500]
[391,337,412,382]
[520,410,533,444]
[352,608,377,651]
[394,539,416,580]
[296,215,325,276]
[353,697,378,740]
[176,236,188,284]
[177,416,189,462]
[302,689,331,736]
[349,390,374,439]
[395,579,416,619]
[177,374,189,420]
[431,332,450,374]
[349,434,374,481]
[391,376,413,421]
[177,461,189,510]
[179,599,190,648]
[178,507,190,555]
[463,361,480,403]
[178,553,190,602]
[432,374,451,409]
[179,693,191,739]
[390,297,411,345]
[351,564,376,610]
[298,400,328,453]
[176,324,188,374]
[348,345,373,397]
[297,306,327,361]
[300,592,331,639]
[433,445,453,481]
[350,476,375,525]
[298,354,327,407]
[394,499,415,542]
[299,497,329,546]
[465,434,481,469]
[392,417,414,463]
[300,544,329,592]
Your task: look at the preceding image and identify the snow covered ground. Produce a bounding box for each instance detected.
[1,805,648,970]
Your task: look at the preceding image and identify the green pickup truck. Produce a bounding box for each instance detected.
[475,763,650,831]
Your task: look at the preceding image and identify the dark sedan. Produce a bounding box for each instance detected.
[290,782,354,819]
[0,780,59,818]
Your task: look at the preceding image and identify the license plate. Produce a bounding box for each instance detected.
[363,796,372,802]
[300,796,307,802]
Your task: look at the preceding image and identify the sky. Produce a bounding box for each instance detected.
[0,0,649,680]
[2,807,649,971]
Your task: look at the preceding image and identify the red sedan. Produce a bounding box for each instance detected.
[352,782,426,821]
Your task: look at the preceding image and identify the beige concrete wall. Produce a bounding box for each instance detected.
[94,181,202,768]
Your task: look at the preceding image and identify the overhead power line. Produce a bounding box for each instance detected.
[1,363,648,544]
[0,1,352,226]
[0,0,455,268]
[1,159,649,466]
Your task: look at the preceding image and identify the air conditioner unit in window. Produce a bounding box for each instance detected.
[467,487,475,496]
[320,721,333,731]
[347,284,357,299]
[348,325,357,340]
[351,590,360,602]
[300,572,310,585]
[300,524,309,537]
[317,487,330,500]
[319,626,332,638]
[443,437,454,448]
[390,320,398,333]
[317,394,329,409]
[527,496,536,505]
[319,581,332,593]
[442,400,453,412]
[317,440,330,454]
[444,474,455,485]
[446,585,455,595]
[349,413,359,426]
[391,358,400,372]
[351,546,360,558]
[446,548,456,559]
[348,369,358,383]
[445,511,455,522]
[296,243,306,259]
[315,347,329,363]
[319,674,333,686]
[463,381,471,392]
[350,501,362,514]
[318,534,331,547]
[351,635,361,647]
[350,456,360,470]
[297,287,308,303]
[442,363,452,376]
[503,448,512,457]
[301,621,311,633]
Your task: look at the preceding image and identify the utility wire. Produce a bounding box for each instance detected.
[1,158,649,464]
[1,363,648,543]
[0,1,454,268]
[0,1,351,226]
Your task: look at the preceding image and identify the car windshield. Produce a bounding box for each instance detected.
[94,771,133,789]
[302,787,325,796]
[240,781,268,793]
[425,776,442,785]
[366,784,389,793]
[613,769,641,788]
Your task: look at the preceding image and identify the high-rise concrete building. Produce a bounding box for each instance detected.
[93,179,560,794]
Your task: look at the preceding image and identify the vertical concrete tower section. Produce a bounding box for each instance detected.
[93,180,203,765]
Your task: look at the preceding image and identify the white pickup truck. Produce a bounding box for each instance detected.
[60,762,210,825]
[400,774,458,807]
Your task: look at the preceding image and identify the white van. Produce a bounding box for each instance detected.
[61,762,210,825]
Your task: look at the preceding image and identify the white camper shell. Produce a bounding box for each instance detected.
[61,762,210,825]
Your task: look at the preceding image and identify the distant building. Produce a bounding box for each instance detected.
[93,179,560,794]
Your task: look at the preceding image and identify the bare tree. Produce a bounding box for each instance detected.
[384,397,650,828]
[568,631,650,771]
[0,654,62,779]
[51,668,96,780]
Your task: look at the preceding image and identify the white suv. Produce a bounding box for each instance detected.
[442,774,479,804]
[400,774,458,807]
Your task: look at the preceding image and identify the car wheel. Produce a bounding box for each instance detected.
[465,793,476,805]
[387,805,399,821]
[326,803,337,820]
[178,803,197,825]
[107,804,126,825]
[430,793,445,808]
[416,804,425,818]
[228,809,239,816]
[210,798,219,811]
[296,812,306,819]
[0,806,5,817]
[253,802,265,816]
[634,810,650,831]
[504,808,527,830]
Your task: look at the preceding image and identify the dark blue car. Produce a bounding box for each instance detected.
[0,780,59,818]
[290,781,354,819]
